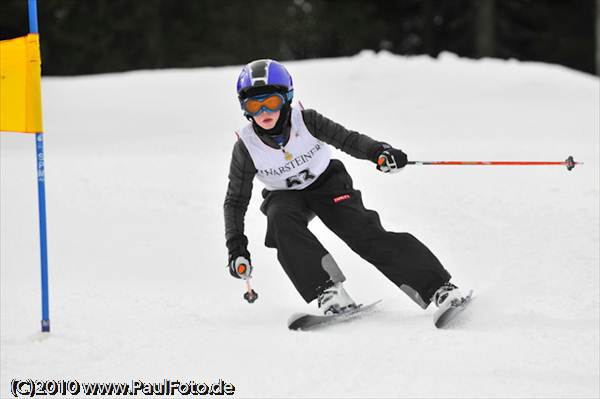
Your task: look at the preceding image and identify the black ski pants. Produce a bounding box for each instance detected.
[260,159,451,307]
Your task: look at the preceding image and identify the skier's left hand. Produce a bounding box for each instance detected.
[376,148,408,173]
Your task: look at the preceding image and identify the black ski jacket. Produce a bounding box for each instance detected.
[223,109,388,259]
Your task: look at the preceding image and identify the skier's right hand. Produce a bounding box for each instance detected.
[228,255,253,280]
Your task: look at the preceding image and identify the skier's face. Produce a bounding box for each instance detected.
[254,110,280,130]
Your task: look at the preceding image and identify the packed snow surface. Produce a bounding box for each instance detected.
[2,51,599,398]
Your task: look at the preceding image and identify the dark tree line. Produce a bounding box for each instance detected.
[1,0,597,76]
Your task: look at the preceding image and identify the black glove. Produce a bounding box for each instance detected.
[376,147,408,173]
[227,253,252,280]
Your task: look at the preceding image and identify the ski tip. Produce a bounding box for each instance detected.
[287,313,309,331]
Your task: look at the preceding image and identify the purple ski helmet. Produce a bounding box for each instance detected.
[236,59,294,103]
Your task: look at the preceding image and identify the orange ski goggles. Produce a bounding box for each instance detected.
[242,93,285,116]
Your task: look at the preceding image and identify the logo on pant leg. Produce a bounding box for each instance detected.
[333,194,351,203]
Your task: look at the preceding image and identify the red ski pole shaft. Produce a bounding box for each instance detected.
[408,156,581,171]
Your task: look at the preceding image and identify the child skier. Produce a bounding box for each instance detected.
[224,59,468,325]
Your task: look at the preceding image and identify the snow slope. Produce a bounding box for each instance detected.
[1,51,599,398]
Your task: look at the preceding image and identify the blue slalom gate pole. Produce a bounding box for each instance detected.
[36,134,50,332]
[29,0,50,333]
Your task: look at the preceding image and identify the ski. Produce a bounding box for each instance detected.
[288,300,382,331]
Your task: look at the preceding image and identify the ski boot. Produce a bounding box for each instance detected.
[432,282,472,328]
[317,282,357,315]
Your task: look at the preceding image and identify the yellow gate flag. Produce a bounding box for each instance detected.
[0,34,43,133]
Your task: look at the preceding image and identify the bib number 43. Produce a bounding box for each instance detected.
[286,169,315,188]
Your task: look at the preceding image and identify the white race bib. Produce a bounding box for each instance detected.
[238,108,331,190]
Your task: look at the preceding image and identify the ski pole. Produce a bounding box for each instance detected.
[235,261,258,303]
[407,155,581,171]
